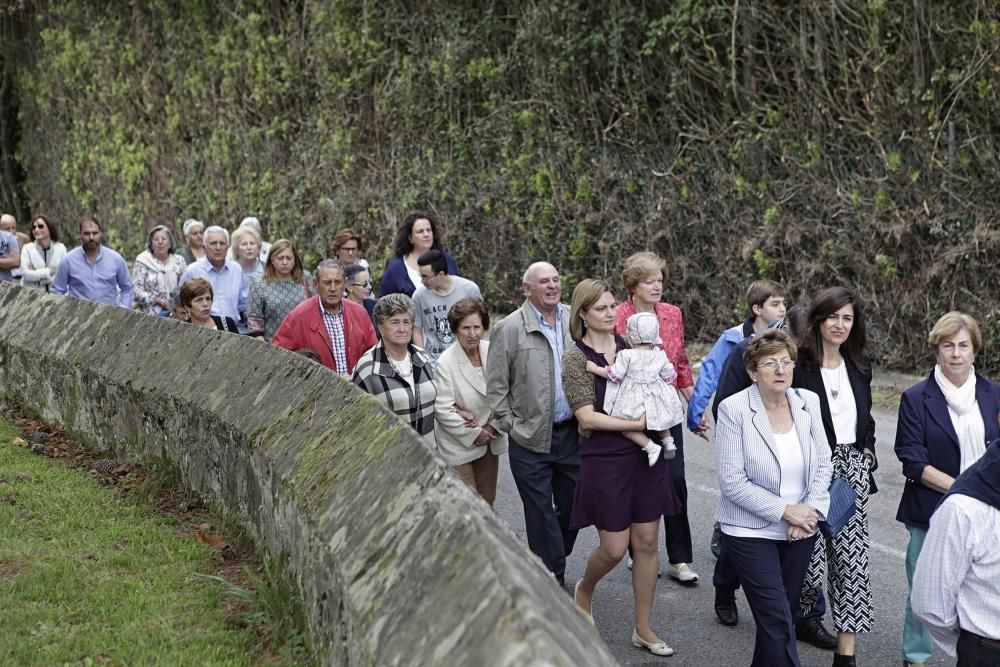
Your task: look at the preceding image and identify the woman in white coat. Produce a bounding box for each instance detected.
[715,329,832,667]
[19,215,67,291]
[433,298,507,505]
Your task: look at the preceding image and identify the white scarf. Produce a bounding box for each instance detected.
[934,364,986,472]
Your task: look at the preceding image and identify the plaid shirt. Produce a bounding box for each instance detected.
[352,342,437,440]
[320,299,349,373]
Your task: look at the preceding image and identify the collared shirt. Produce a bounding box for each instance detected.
[179,258,248,323]
[912,493,1000,655]
[527,301,573,422]
[51,245,134,307]
[0,230,20,282]
[320,299,349,374]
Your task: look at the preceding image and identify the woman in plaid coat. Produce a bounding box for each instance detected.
[352,293,437,447]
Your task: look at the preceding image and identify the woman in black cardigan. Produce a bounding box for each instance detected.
[792,287,876,667]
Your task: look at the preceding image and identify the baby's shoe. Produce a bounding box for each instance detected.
[662,437,677,460]
[642,442,662,467]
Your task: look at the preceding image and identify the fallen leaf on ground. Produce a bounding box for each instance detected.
[2,490,18,504]
[15,473,31,482]
[196,529,227,546]
[12,437,29,447]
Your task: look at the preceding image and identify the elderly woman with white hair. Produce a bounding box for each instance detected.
[177,218,205,264]
[352,293,437,446]
[132,225,187,315]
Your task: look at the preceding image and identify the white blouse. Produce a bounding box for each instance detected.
[724,427,806,541]
[821,362,857,445]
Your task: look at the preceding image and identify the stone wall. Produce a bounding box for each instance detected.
[0,284,616,666]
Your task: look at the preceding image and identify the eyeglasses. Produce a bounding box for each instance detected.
[340,246,359,253]
[352,280,372,288]
[757,359,795,372]
[419,273,436,282]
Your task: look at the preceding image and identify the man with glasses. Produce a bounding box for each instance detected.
[411,249,481,358]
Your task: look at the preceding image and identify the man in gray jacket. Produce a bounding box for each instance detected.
[486,262,578,585]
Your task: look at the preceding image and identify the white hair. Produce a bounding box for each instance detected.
[203,225,230,245]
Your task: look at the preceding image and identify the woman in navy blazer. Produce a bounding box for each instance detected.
[378,211,459,298]
[894,311,1000,667]
[716,330,832,667]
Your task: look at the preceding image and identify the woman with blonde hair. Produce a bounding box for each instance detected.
[564,278,679,657]
[246,239,314,341]
[894,311,1000,667]
[230,225,265,283]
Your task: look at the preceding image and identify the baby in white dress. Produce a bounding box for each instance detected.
[586,312,685,466]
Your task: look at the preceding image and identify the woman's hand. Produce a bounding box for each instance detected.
[585,361,600,375]
[455,406,477,428]
[782,503,819,531]
[786,524,811,541]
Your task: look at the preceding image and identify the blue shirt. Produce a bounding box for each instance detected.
[51,245,134,307]
[0,230,19,282]
[528,301,574,423]
[179,258,248,324]
[686,317,755,429]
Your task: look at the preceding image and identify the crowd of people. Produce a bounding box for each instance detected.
[1,210,998,667]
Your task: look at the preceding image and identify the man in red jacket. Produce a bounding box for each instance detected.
[273,259,377,374]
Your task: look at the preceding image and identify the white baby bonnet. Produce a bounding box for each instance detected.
[625,312,661,346]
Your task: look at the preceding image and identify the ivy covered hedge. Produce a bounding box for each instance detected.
[2,1,1000,370]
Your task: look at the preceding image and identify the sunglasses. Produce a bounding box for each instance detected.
[32,223,47,229]
[352,280,372,288]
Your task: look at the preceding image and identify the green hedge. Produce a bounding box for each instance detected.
[3,1,1000,370]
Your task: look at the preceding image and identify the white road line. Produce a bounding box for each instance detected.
[690,482,905,559]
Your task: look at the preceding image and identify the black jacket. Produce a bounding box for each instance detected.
[793,355,878,493]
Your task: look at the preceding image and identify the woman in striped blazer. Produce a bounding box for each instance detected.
[715,330,832,667]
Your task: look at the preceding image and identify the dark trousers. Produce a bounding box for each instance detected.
[714,533,828,623]
[507,421,580,583]
[726,533,817,667]
[662,423,693,564]
[958,629,1000,667]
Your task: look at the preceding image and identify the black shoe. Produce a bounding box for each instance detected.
[714,587,738,626]
[832,655,856,667]
[796,618,838,650]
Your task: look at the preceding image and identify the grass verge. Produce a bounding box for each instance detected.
[0,416,306,666]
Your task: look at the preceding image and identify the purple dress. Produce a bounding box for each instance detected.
[569,337,679,532]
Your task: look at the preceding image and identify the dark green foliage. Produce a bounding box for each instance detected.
[2,1,1000,370]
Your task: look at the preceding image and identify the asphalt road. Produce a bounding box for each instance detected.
[493,404,958,666]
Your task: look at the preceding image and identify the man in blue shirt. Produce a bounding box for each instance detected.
[0,214,21,282]
[51,218,133,307]
[178,225,248,329]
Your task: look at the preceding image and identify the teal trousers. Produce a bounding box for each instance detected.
[903,525,932,664]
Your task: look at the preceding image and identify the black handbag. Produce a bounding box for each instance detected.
[819,476,857,539]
